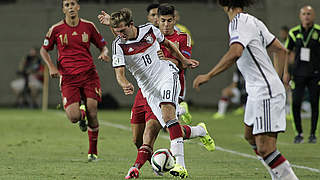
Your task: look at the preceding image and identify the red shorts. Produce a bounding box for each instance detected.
[61,69,101,109]
[131,89,157,124]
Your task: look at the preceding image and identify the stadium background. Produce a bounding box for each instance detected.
[1,0,320,108]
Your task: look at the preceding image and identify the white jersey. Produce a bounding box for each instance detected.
[229,13,285,100]
[112,24,181,127]
[112,23,179,97]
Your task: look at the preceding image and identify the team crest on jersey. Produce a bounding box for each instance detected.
[82,32,88,42]
[145,34,154,44]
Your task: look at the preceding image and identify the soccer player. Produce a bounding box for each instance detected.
[146,2,160,27]
[40,0,109,161]
[212,68,247,119]
[193,0,299,179]
[103,7,207,179]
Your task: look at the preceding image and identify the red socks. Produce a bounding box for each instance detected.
[182,125,191,139]
[88,127,99,155]
[134,144,153,169]
[167,121,183,140]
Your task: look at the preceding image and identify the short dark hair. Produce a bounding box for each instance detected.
[146,3,160,13]
[62,0,79,6]
[158,4,175,16]
[218,0,255,9]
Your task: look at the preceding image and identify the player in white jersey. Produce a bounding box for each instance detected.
[193,0,298,180]
[107,8,199,179]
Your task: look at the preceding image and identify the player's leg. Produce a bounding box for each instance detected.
[131,119,161,169]
[182,123,215,151]
[65,102,82,123]
[161,103,188,178]
[255,133,298,180]
[83,70,102,161]
[307,77,320,143]
[131,123,145,149]
[130,91,147,149]
[249,94,298,180]
[291,76,307,143]
[61,76,85,127]
[213,86,233,119]
[177,73,192,124]
[126,111,161,179]
[86,98,99,161]
[244,124,278,180]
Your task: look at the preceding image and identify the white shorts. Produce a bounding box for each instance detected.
[146,71,181,127]
[231,87,241,104]
[244,93,286,135]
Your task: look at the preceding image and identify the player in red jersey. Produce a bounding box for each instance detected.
[40,0,109,161]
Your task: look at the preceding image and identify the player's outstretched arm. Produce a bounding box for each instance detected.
[162,38,199,69]
[98,11,111,26]
[97,11,117,37]
[193,43,243,90]
[40,47,60,78]
[114,66,134,95]
[98,46,110,62]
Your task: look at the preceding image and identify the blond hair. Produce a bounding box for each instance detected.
[110,8,133,28]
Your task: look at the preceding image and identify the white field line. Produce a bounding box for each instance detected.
[100,121,320,173]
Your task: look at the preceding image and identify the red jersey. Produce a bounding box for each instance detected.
[42,19,106,75]
[161,30,192,98]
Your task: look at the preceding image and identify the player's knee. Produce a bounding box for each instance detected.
[69,115,81,123]
[244,134,255,144]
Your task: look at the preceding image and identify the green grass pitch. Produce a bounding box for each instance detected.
[0,108,319,179]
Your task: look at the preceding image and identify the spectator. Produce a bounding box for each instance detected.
[11,47,44,108]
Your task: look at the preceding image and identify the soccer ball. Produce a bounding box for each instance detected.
[151,149,175,173]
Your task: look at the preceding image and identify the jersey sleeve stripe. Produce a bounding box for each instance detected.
[266,37,276,48]
[46,21,63,37]
[138,23,152,28]
[113,65,125,68]
[112,36,121,55]
[230,42,245,49]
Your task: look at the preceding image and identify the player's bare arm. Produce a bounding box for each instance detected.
[162,38,199,69]
[98,11,117,36]
[40,47,60,78]
[114,66,134,95]
[267,38,289,84]
[157,49,181,68]
[193,43,243,90]
[98,46,110,62]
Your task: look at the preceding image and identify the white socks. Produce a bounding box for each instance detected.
[170,137,185,168]
[218,99,228,114]
[257,155,279,180]
[271,160,299,180]
[190,125,206,138]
